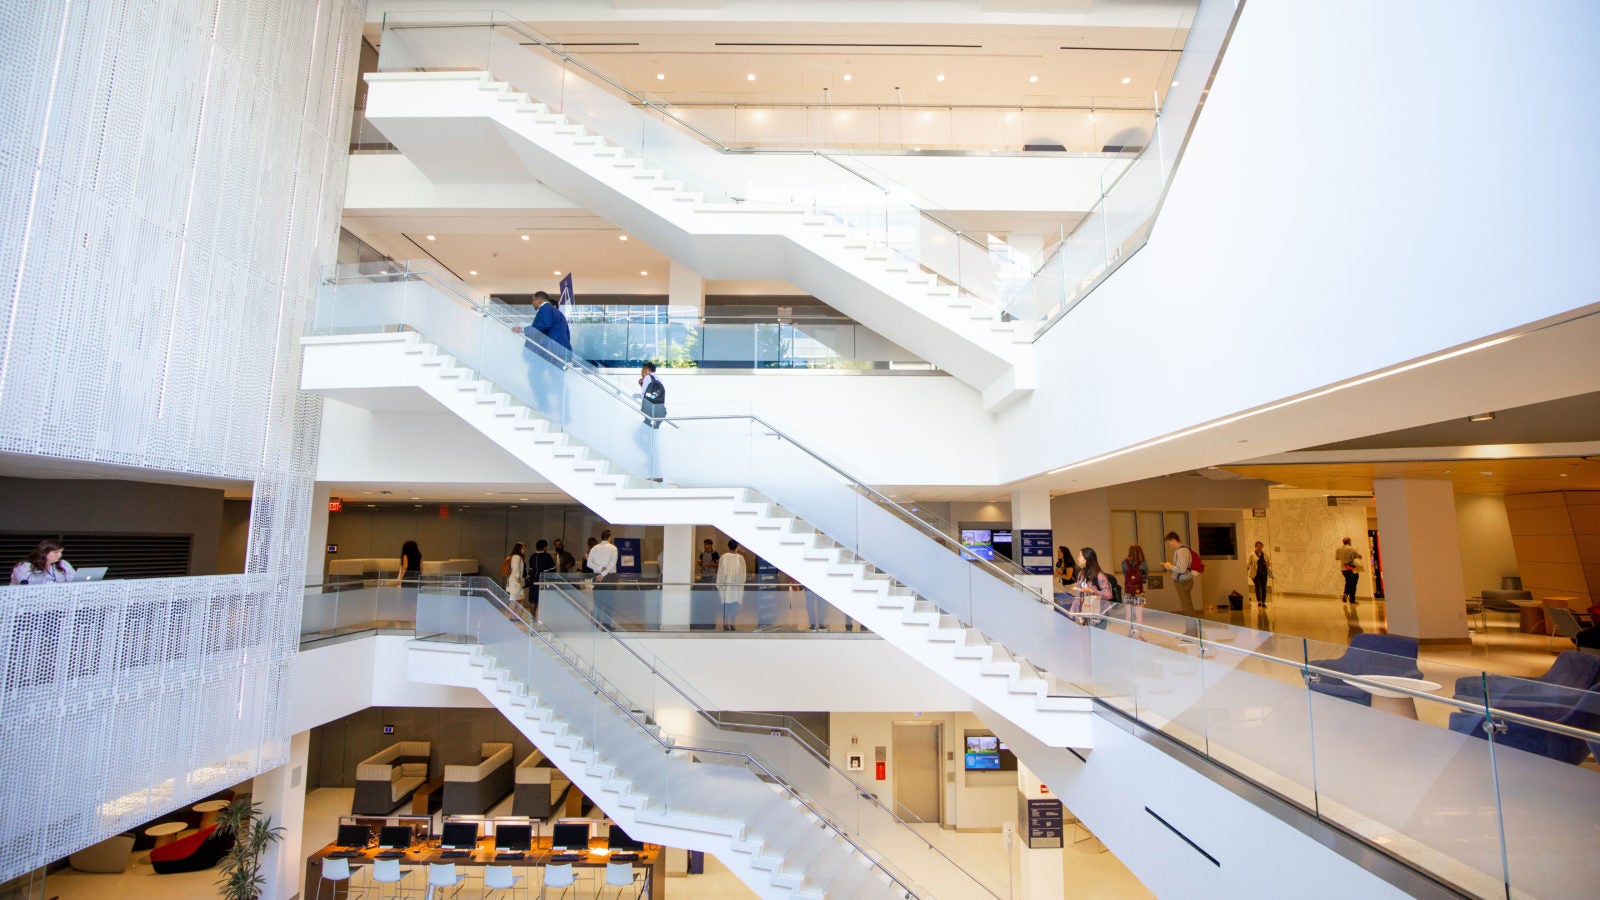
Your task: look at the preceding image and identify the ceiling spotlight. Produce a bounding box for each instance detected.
[843,73,852,81]
[747,73,756,81]
[1121,77,1131,84]
[640,270,649,276]
[936,74,945,82]
[553,270,561,275]
[1479,471,1494,477]
[1468,412,1496,422]
[425,234,436,241]
[1028,75,1038,83]
[656,73,665,80]
[619,234,628,241]
[520,234,530,241]
[468,270,478,276]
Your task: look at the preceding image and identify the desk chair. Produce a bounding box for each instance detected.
[602,860,644,899]
[316,857,363,900]
[426,862,468,899]
[1548,607,1585,652]
[483,864,527,899]
[539,862,576,899]
[367,857,412,899]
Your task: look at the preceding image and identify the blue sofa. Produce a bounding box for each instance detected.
[1306,634,1423,706]
[1447,651,1600,764]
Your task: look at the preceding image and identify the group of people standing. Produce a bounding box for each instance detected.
[503,531,619,616]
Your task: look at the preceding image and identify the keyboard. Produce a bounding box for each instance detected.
[328,851,361,859]
[494,852,525,861]
[610,853,639,862]
[440,850,470,859]
[549,853,582,862]
[376,851,405,860]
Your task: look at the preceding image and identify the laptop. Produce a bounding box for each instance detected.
[70,567,108,582]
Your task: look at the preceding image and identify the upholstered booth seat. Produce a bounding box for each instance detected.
[353,741,432,814]
[443,742,514,815]
[512,749,573,819]
[1305,634,1423,706]
[68,833,135,873]
[1448,651,1600,764]
[150,826,234,874]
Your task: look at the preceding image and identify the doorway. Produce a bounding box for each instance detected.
[891,721,943,823]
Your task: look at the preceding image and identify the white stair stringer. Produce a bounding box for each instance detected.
[303,332,1094,750]
[363,71,1035,411]
[407,640,906,899]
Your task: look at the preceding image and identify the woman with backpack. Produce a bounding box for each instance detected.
[1071,547,1115,624]
[1121,544,1149,639]
[504,542,528,606]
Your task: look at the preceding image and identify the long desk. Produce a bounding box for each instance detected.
[306,835,664,899]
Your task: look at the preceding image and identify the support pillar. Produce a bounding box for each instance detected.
[1015,762,1065,899]
[1374,478,1471,645]
[1011,486,1054,598]
[305,483,332,588]
[659,525,695,628]
[668,261,705,314]
[256,729,310,900]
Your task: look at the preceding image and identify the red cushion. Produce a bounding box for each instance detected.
[150,825,216,863]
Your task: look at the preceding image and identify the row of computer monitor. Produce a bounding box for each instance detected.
[336,821,642,853]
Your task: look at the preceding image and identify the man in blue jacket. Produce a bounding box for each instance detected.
[517,290,571,420]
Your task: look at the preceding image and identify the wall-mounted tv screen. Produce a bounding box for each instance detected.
[960,529,995,561]
[963,734,1019,771]
[1198,523,1238,559]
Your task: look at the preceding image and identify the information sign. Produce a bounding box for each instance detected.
[1019,529,1054,575]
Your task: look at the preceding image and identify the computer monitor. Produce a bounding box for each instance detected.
[440,821,479,850]
[551,822,591,852]
[607,825,643,852]
[494,824,532,852]
[336,824,371,848]
[378,825,412,849]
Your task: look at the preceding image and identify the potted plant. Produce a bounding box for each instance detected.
[215,797,284,900]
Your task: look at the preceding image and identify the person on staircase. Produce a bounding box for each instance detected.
[530,540,557,619]
[636,362,666,482]
[505,542,528,607]
[515,290,571,422]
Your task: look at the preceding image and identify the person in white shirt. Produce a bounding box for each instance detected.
[505,541,528,606]
[586,530,619,583]
[716,539,748,631]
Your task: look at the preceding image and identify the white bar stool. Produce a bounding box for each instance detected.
[426,862,468,899]
[602,860,642,899]
[483,863,527,899]
[315,857,364,900]
[539,862,576,899]
[368,856,413,899]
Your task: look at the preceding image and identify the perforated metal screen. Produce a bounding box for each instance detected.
[0,0,363,880]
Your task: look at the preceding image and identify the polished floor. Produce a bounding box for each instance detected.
[41,788,1150,899]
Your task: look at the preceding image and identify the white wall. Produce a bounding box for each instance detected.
[1248,497,1371,599]
[1455,494,1519,597]
[828,711,1018,833]
[995,0,1600,486]
[316,398,549,485]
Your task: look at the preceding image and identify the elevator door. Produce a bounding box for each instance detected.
[892,722,942,823]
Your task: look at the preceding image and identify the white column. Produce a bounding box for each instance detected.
[305,483,332,587]
[256,729,311,900]
[1016,762,1066,899]
[668,261,705,313]
[1011,486,1054,598]
[1374,478,1471,645]
[660,525,695,628]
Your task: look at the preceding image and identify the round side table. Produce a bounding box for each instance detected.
[193,800,230,828]
[144,821,187,848]
[1354,675,1442,720]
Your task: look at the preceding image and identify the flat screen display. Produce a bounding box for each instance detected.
[608,825,643,851]
[494,824,532,852]
[441,821,479,849]
[960,529,995,561]
[378,826,412,849]
[336,824,371,848]
[965,734,1001,770]
[551,822,591,851]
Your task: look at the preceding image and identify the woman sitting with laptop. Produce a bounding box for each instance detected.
[10,538,75,584]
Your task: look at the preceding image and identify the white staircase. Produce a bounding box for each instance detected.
[303,331,1094,748]
[364,70,1035,410]
[408,636,907,898]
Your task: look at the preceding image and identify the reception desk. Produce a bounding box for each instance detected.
[306,834,664,899]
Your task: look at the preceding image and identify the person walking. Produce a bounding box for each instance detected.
[1121,544,1149,637]
[636,362,667,482]
[515,290,572,421]
[10,539,75,584]
[1246,541,1272,607]
[1072,547,1115,623]
[399,540,423,585]
[1335,537,1363,604]
[716,539,748,631]
[505,541,528,606]
[530,540,557,617]
[1161,532,1198,617]
[697,538,720,583]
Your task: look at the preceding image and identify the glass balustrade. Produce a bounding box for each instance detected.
[407,577,1005,898]
[371,3,1235,337]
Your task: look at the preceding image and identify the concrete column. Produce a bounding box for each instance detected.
[1011,486,1054,598]
[1374,478,1471,645]
[305,483,332,588]
[256,729,311,900]
[668,261,705,314]
[659,525,695,628]
[1015,762,1065,899]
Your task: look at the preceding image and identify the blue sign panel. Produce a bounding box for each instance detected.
[1019,529,1054,575]
[558,272,575,307]
[614,537,641,576]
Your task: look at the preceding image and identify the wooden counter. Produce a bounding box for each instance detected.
[306,834,664,899]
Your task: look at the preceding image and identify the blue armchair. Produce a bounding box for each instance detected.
[1305,634,1423,706]
[1448,651,1600,764]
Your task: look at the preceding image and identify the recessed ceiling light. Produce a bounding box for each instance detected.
[425,234,436,241]
[468,270,478,276]
[747,73,756,81]
[619,234,628,241]
[640,270,649,276]
[936,74,945,82]
[1028,75,1038,83]
[1480,471,1493,476]
[520,234,530,241]
[912,147,921,152]
[843,73,852,81]
[656,73,664,80]
[1122,77,1131,84]
[1468,412,1496,422]
[553,270,561,276]
[1560,473,1569,477]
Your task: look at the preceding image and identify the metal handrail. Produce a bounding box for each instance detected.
[435,580,929,898]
